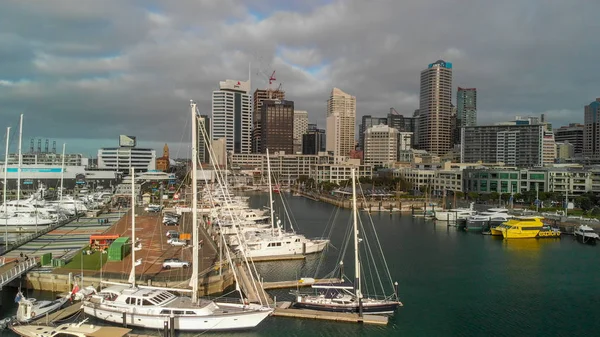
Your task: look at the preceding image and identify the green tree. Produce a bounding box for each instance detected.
[576,195,594,212]
[467,192,479,200]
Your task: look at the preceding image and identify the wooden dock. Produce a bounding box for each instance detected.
[272,302,388,325]
[263,278,343,290]
[234,263,273,305]
[31,303,83,325]
[250,254,306,262]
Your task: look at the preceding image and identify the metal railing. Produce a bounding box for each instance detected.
[0,257,38,290]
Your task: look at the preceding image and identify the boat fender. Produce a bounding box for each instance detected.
[31,311,36,317]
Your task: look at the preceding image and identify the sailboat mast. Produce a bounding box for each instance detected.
[351,169,362,307]
[266,148,275,236]
[60,144,65,204]
[130,167,136,288]
[17,114,22,204]
[191,101,199,303]
[3,127,11,251]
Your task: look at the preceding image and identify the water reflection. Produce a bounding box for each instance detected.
[501,238,561,253]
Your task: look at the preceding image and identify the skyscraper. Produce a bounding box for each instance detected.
[457,87,477,127]
[554,123,584,155]
[293,110,308,154]
[326,88,356,156]
[359,115,388,151]
[584,98,600,158]
[252,89,285,153]
[211,79,252,154]
[260,99,294,154]
[364,124,398,168]
[418,60,453,155]
[197,114,211,163]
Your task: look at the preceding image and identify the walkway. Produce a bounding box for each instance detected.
[0,257,38,289]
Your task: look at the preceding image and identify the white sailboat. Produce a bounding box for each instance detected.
[82,101,272,331]
[293,168,401,315]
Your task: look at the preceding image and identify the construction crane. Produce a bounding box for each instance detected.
[268,71,276,86]
[390,107,400,115]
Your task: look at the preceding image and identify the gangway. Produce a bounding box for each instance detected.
[0,257,38,290]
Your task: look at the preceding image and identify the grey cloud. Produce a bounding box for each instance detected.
[0,0,599,154]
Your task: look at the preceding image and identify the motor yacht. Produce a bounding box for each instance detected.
[574,225,599,244]
[465,208,510,232]
[435,203,476,221]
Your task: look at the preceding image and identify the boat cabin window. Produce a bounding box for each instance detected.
[267,242,282,247]
[186,311,195,314]
[160,310,171,315]
[142,299,154,306]
[53,334,79,337]
[295,239,300,242]
[125,297,136,305]
[173,310,184,315]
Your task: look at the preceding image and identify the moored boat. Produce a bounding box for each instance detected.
[465,208,510,232]
[498,216,561,239]
[574,225,599,245]
[10,320,131,337]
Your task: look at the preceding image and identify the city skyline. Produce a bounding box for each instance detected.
[1,1,599,154]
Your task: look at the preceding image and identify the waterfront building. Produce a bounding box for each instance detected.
[543,129,557,165]
[554,123,584,156]
[418,60,453,155]
[584,98,600,158]
[364,125,398,168]
[457,87,477,127]
[6,152,87,167]
[293,110,308,154]
[462,168,548,194]
[461,124,545,167]
[97,147,156,172]
[155,144,170,172]
[231,152,372,184]
[252,89,285,153]
[212,79,252,154]
[260,99,294,154]
[311,157,372,185]
[326,88,356,156]
[0,164,119,190]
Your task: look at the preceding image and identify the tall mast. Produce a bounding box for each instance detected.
[16,114,22,204]
[60,144,65,204]
[3,127,11,251]
[351,168,362,314]
[128,167,136,287]
[191,101,199,303]
[266,148,275,236]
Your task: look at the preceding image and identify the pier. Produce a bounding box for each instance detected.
[273,302,388,325]
[263,278,343,290]
[0,257,38,290]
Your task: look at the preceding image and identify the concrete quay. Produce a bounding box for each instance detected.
[291,188,423,211]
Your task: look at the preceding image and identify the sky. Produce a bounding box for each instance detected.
[1,0,599,157]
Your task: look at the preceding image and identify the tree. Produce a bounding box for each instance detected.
[501,193,511,202]
[576,195,594,212]
[467,192,479,201]
[455,191,465,199]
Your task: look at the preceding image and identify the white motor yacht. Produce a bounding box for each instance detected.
[15,292,68,323]
[574,225,599,244]
[435,202,476,221]
[10,319,131,337]
[465,208,510,231]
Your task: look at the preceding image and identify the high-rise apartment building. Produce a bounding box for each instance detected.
[418,60,453,155]
[364,125,398,167]
[197,114,211,163]
[293,110,308,154]
[457,87,477,127]
[252,89,285,153]
[584,98,600,158]
[212,79,252,154]
[359,115,388,150]
[302,127,326,155]
[461,124,545,167]
[555,123,584,156]
[326,88,356,156]
[260,100,294,154]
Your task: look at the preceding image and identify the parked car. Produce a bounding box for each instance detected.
[165,230,179,238]
[162,258,189,269]
[167,238,187,246]
[163,219,179,226]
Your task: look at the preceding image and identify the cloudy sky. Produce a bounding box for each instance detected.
[1,0,599,157]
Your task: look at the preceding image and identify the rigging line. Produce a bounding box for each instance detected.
[172,112,190,165]
[359,185,396,289]
[196,110,264,306]
[358,213,382,297]
[358,184,392,294]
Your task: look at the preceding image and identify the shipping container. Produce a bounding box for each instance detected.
[108,237,131,261]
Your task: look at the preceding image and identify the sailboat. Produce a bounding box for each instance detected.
[82,101,272,331]
[292,168,402,314]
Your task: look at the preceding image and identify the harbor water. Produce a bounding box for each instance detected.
[2,192,600,336]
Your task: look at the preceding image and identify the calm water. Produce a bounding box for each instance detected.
[2,193,600,336]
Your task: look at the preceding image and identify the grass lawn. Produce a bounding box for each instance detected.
[63,248,108,271]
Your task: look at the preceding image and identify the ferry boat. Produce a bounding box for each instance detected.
[497,216,561,239]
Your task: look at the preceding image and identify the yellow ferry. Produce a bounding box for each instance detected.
[498,216,561,239]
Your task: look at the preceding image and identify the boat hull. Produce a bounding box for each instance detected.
[292,301,400,314]
[244,239,329,258]
[574,234,597,245]
[83,305,272,331]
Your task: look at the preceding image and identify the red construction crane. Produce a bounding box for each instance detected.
[269,71,276,86]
